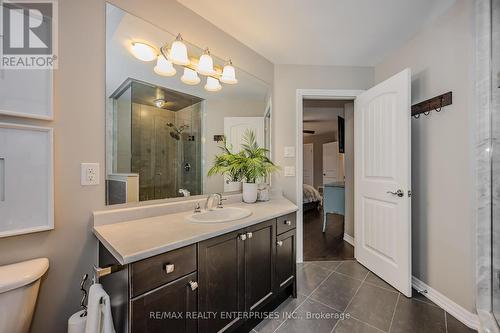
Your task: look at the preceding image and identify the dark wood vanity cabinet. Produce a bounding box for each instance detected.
[131,272,198,333]
[99,212,297,333]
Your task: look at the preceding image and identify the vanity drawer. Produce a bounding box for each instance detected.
[130,244,197,297]
[276,213,296,235]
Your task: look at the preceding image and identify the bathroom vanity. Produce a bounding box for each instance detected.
[93,197,297,333]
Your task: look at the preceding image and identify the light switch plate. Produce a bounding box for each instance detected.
[284,166,295,177]
[81,163,99,186]
[284,146,295,158]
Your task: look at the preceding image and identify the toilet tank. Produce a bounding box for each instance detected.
[0,258,49,333]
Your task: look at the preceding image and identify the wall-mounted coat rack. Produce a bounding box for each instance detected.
[411,91,452,119]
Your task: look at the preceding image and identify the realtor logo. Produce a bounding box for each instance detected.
[1,0,58,69]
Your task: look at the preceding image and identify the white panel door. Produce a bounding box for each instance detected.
[224,117,264,191]
[354,68,412,297]
[303,143,314,186]
[323,141,338,184]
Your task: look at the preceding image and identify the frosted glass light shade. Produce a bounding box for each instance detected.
[154,55,176,76]
[170,34,190,65]
[197,49,216,76]
[220,63,237,84]
[181,68,200,85]
[204,76,222,92]
[130,42,156,61]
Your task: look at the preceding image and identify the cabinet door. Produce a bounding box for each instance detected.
[131,272,197,333]
[245,219,276,311]
[275,229,296,292]
[198,230,245,333]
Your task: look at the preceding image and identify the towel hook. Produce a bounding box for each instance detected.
[423,111,430,116]
[435,96,443,112]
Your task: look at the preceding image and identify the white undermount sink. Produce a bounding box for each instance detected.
[188,207,252,223]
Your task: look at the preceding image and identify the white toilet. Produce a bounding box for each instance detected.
[0,258,49,333]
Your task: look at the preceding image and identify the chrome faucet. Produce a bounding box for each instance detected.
[179,188,191,197]
[205,193,225,210]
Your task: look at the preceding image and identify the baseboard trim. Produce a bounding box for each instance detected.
[412,277,480,330]
[343,233,355,246]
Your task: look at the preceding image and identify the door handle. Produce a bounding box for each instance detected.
[246,232,253,239]
[239,234,247,241]
[188,280,198,291]
[387,189,404,197]
[277,241,283,247]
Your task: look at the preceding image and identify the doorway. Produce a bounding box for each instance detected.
[301,98,354,261]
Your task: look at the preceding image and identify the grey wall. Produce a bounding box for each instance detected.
[303,132,336,189]
[374,0,475,312]
[0,1,273,332]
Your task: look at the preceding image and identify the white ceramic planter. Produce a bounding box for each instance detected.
[242,182,258,203]
[225,180,242,192]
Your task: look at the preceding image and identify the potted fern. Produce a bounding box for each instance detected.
[208,130,279,203]
[207,138,245,192]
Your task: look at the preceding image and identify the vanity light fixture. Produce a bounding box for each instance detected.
[204,76,222,92]
[181,68,201,85]
[220,59,238,84]
[197,48,216,76]
[170,33,190,66]
[130,42,157,62]
[154,53,176,76]
[153,99,166,108]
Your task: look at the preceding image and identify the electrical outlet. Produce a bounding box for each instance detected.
[81,163,99,186]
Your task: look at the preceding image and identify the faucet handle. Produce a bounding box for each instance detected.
[194,202,201,213]
[217,197,227,208]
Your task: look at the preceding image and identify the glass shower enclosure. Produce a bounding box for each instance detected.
[110,79,203,202]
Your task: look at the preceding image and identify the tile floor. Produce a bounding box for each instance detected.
[252,261,476,333]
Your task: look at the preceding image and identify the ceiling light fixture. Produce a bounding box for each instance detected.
[204,76,222,92]
[220,59,238,84]
[181,68,201,85]
[130,42,157,61]
[197,48,216,76]
[153,99,166,108]
[154,53,176,77]
[169,33,190,66]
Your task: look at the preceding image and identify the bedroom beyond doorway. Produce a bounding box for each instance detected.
[302,99,354,260]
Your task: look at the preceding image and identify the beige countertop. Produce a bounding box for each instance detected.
[93,197,298,265]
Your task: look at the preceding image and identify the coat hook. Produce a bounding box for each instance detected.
[414,114,420,119]
[435,96,443,112]
[424,111,430,116]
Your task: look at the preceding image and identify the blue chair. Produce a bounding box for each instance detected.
[323,183,345,232]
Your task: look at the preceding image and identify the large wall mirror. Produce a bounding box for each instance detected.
[105,3,271,205]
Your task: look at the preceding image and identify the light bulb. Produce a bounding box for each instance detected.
[130,42,156,61]
[204,76,222,92]
[197,48,216,76]
[170,33,190,66]
[181,68,200,85]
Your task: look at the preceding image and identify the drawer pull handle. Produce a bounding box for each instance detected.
[239,234,247,241]
[277,241,283,247]
[247,232,253,239]
[188,280,198,291]
[165,264,175,274]
[284,220,292,226]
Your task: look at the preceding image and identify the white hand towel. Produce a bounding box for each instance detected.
[84,284,116,333]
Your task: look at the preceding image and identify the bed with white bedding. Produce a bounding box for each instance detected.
[303,184,322,212]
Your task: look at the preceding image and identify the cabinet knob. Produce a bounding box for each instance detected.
[277,240,283,247]
[188,280,198,291]
[284,220,292,226]
[164,263,175,274]
[239,234,247,241]
[246,232,253,239]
